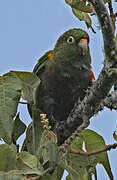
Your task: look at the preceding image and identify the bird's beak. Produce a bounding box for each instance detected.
[78,37,88,55]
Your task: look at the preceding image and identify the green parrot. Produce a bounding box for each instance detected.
[28,28,95,145]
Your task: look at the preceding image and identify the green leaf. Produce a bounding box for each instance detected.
[12,113,26,142]
[21,123,33,154]
[72,8,92,28]
[68,129,113,179]
[41,176,57,180]
[16,151,41,175]
[61,156,82,180]
[12,71,41,103]
[67,152,96,168]
[0,170,26,180]
[103,0,108,3]
[22,109,44,154]
[80,129,113,180]
[45,140,59,168]
[66,151,96,180]
[71,136,83,151]
[32,107,45,154]
[0,71,40,143]
[88,167,97,180]
[52,166,64,180]
[65,0,93,13]
[39,130,57,146]
[0,72,22,143]
[0,144,17,171]
[66,167,88,180]
[70,136,97,179]
[0,171,5,180]
[37,130,58,169]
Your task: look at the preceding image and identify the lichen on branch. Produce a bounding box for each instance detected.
[55,0,117,148]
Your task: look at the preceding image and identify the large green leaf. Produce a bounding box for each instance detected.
[61,144,97,180]
[65,0,109,30]
[16,151,41,175]
[66,152,97,180]
[45,140,59,168]
[21,123,33,154]
[37,130,58,169]
[12,113,27,143]
[13,71,41,103]
[52,166,64,180]
[0,144,17,171]
[41,176,57,180]
[21,119,44,156]
[72,8,92,28]
[65,0,93,13]
[0,170,26,180]
[80,129,113,179]
[71,136,83,150]
[61,156,82,180]
[63,129,113,179]
[0,72,22,143]
[65,0,93,29]
[31,107,45,154]
[0,71,40,143]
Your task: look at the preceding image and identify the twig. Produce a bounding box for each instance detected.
[19,101,29,105]
[60,115,89,152]
[108,0,114,16]
[70,143,117,156]
[114,12,117,18]
[91,26,96,33]
[107,0,116,30]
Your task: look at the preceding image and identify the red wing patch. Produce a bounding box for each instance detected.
[47,53,53,74]
[47,67,52,74]
[48,53,53,60]
[90,69,95,83]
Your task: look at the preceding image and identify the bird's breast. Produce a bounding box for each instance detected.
[38,65,92,121]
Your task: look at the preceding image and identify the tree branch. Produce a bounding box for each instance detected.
[101,91,117,110]
[19,101,29,105]
[54,0,117,148]
[114,12,117,18]
[107,0,116,30]
[70,143,117,156]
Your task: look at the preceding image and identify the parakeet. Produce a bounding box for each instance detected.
[28,28,95,144]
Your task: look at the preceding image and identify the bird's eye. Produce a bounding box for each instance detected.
[67,36,75,44]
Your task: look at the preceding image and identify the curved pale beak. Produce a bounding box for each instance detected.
[78,38,88,55]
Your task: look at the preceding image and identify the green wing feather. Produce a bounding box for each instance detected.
[33,50,53,75]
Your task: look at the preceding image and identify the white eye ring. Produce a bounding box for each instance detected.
[67,36,75,44]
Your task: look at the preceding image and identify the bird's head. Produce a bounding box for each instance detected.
[53,28,91,67]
